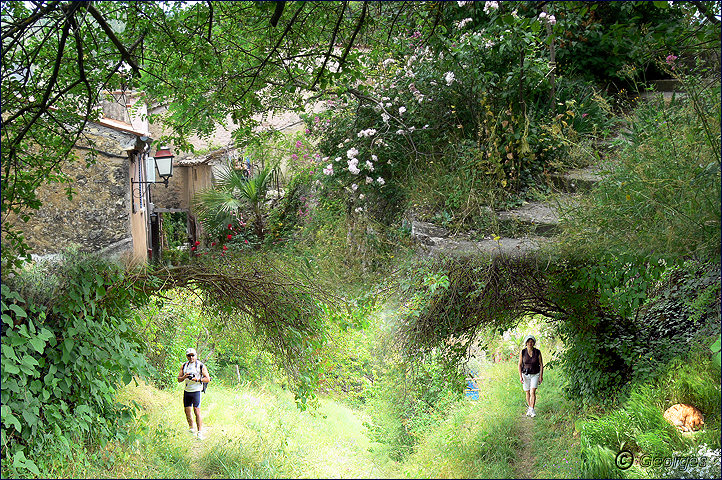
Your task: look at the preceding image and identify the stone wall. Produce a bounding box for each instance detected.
[13,123,142,260]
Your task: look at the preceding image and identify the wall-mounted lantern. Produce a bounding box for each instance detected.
[153,146,174,183]
[132,145,175,189]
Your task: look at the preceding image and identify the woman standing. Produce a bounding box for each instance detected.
[518,335,543,417]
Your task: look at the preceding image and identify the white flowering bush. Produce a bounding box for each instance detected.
[288,1,613,230]
[659,444,722,479]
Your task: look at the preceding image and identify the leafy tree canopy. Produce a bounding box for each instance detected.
[2,1,718,270]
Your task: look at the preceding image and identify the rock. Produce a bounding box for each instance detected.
[497,202,560,236]
[411,220,449,239]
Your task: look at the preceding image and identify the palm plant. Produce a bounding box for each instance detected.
[194,162,280,242]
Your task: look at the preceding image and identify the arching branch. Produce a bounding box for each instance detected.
[270,1,285,27]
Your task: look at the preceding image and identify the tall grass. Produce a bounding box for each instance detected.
[580,353,721,479]
[402,360,581,478]
[531,367,583,478]
[67,356,585,479]
[82,380,401,479]
[557,77,721,263]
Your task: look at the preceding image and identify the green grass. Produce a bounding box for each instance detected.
[72,348,719,479]
[401,360,581,478]
[579,353,721,479]
[72,359,583,479]
[85,380,401,478]
[557,81,720,263]
[531,367,583,478]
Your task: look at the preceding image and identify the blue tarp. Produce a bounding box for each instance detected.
[465,380,479,400]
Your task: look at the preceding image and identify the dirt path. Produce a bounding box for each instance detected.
[187,401,218,479]
[513,413,536,478]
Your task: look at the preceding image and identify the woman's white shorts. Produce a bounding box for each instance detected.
[522,373,540,391]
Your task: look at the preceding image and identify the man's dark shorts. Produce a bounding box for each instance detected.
[183,390,202,408]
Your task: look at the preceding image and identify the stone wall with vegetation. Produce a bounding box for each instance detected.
[14,123,139,259]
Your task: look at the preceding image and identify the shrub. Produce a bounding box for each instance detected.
[364,351,464,461]
[557,73,720,263]
[1,251,152,477]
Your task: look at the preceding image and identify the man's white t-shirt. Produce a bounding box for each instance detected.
[183,361,203,393]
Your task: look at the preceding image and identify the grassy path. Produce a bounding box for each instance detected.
[513,415,536,478]
[401,360,580,478]
[97,381,401,478]
[87,359,580,478]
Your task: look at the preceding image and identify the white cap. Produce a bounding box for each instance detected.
[186,348,197,356]
[523,335,536,346]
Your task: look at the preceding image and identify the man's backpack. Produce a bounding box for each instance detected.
[183,360,209,393]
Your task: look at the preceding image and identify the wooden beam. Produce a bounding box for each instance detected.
[154,208,190,213]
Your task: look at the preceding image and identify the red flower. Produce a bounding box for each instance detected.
[227,234,233,240]
[191,246,196,251]
[211,242,216,246]
[228,223,233,229]
[223,245,228,251]
[195,241,200,246]
[244,239,248,244]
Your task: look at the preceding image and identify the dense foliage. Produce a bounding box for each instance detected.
[1,252,152,477]
[4,1,716,270]
[2,1,720,476]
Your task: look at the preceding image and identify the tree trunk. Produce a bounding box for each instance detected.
[543,5,556,111]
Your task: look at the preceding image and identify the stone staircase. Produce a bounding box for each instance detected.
[410,164,603,257]
[408,78,689,257]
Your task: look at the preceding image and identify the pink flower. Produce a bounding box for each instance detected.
[666,54,678,65]
[291,154,298,161]
[582,113,588,118]
[296,140,303,148]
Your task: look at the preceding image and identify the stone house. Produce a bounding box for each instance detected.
[12,92,161,264]
[13,91,315,264]
[146,106,306,252]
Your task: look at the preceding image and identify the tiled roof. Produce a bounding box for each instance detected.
[96,117,150,137]
[176,147,238,166]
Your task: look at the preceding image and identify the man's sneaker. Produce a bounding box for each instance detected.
[525,406,532,416]
[196,431,205,440]
[188,428,196,435]
[529,408,537,417]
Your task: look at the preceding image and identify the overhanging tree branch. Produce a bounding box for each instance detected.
[310,1,347,89]
[270,1,285,27]
[689,1,721,25]
[86,3,142,77]
[339,1,368,67]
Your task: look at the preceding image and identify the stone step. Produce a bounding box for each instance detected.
[417,234,550,258]
[548,165,602,193]
[496,201,560,237]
